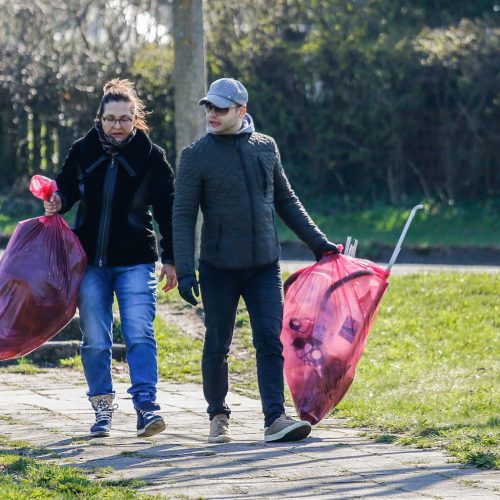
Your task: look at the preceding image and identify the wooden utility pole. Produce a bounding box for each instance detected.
[172,0,206,165]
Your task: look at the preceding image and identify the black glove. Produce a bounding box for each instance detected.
[314,240,340,261]
[178,274,200,306]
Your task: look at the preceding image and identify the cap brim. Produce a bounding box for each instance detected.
[198,95,235,108]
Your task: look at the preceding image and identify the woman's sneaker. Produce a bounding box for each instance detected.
[136,409,166,437]
[264,414,311,442]
[89,394,117,437]
[208,414,231,443]
[133,392,166,437]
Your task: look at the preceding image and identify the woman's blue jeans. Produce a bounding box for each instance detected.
[78,263,158,399]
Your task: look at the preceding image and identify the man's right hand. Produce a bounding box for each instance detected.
[43,193,62,216]
[178,274,200,306]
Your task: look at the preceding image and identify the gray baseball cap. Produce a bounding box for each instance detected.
[199,78,248,108]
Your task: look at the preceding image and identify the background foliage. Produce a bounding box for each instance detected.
[0,0,498,208]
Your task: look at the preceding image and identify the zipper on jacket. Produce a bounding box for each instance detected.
[235,137,256,267]
[96,158,118,267]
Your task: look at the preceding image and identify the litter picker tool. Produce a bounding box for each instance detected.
[386,204,423,272]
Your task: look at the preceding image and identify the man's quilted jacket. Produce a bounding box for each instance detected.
[173,131,328,278]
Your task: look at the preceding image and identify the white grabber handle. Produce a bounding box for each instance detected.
[386,204,424,272]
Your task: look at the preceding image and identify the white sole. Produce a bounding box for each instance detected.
[264,421,311,442]
[208,435,231,443]
[137,418,166,437]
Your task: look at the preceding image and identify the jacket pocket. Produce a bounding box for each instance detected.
[258,157,274,199]
[272,207,279,244]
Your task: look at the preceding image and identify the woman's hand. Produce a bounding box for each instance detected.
[159,263,177,292]
[43,194,62,216]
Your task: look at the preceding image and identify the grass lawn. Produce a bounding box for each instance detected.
[0,437,155,499]
[156,318,203,383]
[0,200,75,237]
[337,272,499,469]
[1,200,498,251]
[155,271,499,469]
[277,203,500,249]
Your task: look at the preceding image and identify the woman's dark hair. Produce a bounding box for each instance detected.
[96,78,149,132]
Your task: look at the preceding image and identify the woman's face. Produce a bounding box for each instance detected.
[101,100,136,142]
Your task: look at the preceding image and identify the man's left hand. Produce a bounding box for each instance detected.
[159,264,177,292]
[314,240,340,261]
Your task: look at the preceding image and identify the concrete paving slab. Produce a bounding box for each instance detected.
[0,368,498,499]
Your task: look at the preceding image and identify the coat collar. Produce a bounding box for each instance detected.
[208,131,252,145]
[80,127,153,176]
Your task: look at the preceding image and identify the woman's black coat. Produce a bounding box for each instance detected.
[56,127,174,266]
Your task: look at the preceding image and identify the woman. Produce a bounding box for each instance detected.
[44,79,176,438]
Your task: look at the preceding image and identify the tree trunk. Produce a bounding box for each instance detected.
[32,110,42,173]
[173,0,206,262]
[0,110,18,188]
[172,0,206,164]
[16,112,30,180]
[44,122,56,176]
[57,125,74,170]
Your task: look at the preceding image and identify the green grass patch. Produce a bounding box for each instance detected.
[229,305,259,394]
[1,358,44,374]
[277,202,500,249]
[0,435,156,498]
[0,213,25,236]
[90,466,115,478]
[0,435,31,449]
[0,197,41,236]
[0,454,154,498]
[58,355,83,369]
[156,318,203,383]
[334,272,499,469]
[0,192,78,237]
[157,284,184,305]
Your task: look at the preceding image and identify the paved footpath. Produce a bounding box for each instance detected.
[0,369,498,499]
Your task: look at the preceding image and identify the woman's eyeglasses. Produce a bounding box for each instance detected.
[204,104,240,116]
[102,116,133,126]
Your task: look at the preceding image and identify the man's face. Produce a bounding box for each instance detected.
[205,103,246,134]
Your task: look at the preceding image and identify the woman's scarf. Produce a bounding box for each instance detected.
[95,120,136,157]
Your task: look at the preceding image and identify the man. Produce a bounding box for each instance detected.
[173,78,338,443]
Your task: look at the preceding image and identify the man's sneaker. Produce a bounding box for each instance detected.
[264,414,311,442]
[89,394,117,437]
[208,414,231,443]
[136,409,166,437]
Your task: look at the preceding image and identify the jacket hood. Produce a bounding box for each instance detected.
[236,113,255,135]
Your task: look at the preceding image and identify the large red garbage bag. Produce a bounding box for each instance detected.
[281,253,389,424]
[0,175,87,360]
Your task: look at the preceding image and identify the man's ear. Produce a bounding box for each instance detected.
[238,105,247,117]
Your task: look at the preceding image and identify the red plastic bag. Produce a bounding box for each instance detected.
[281,253,389,424]
[0,175,87,360]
